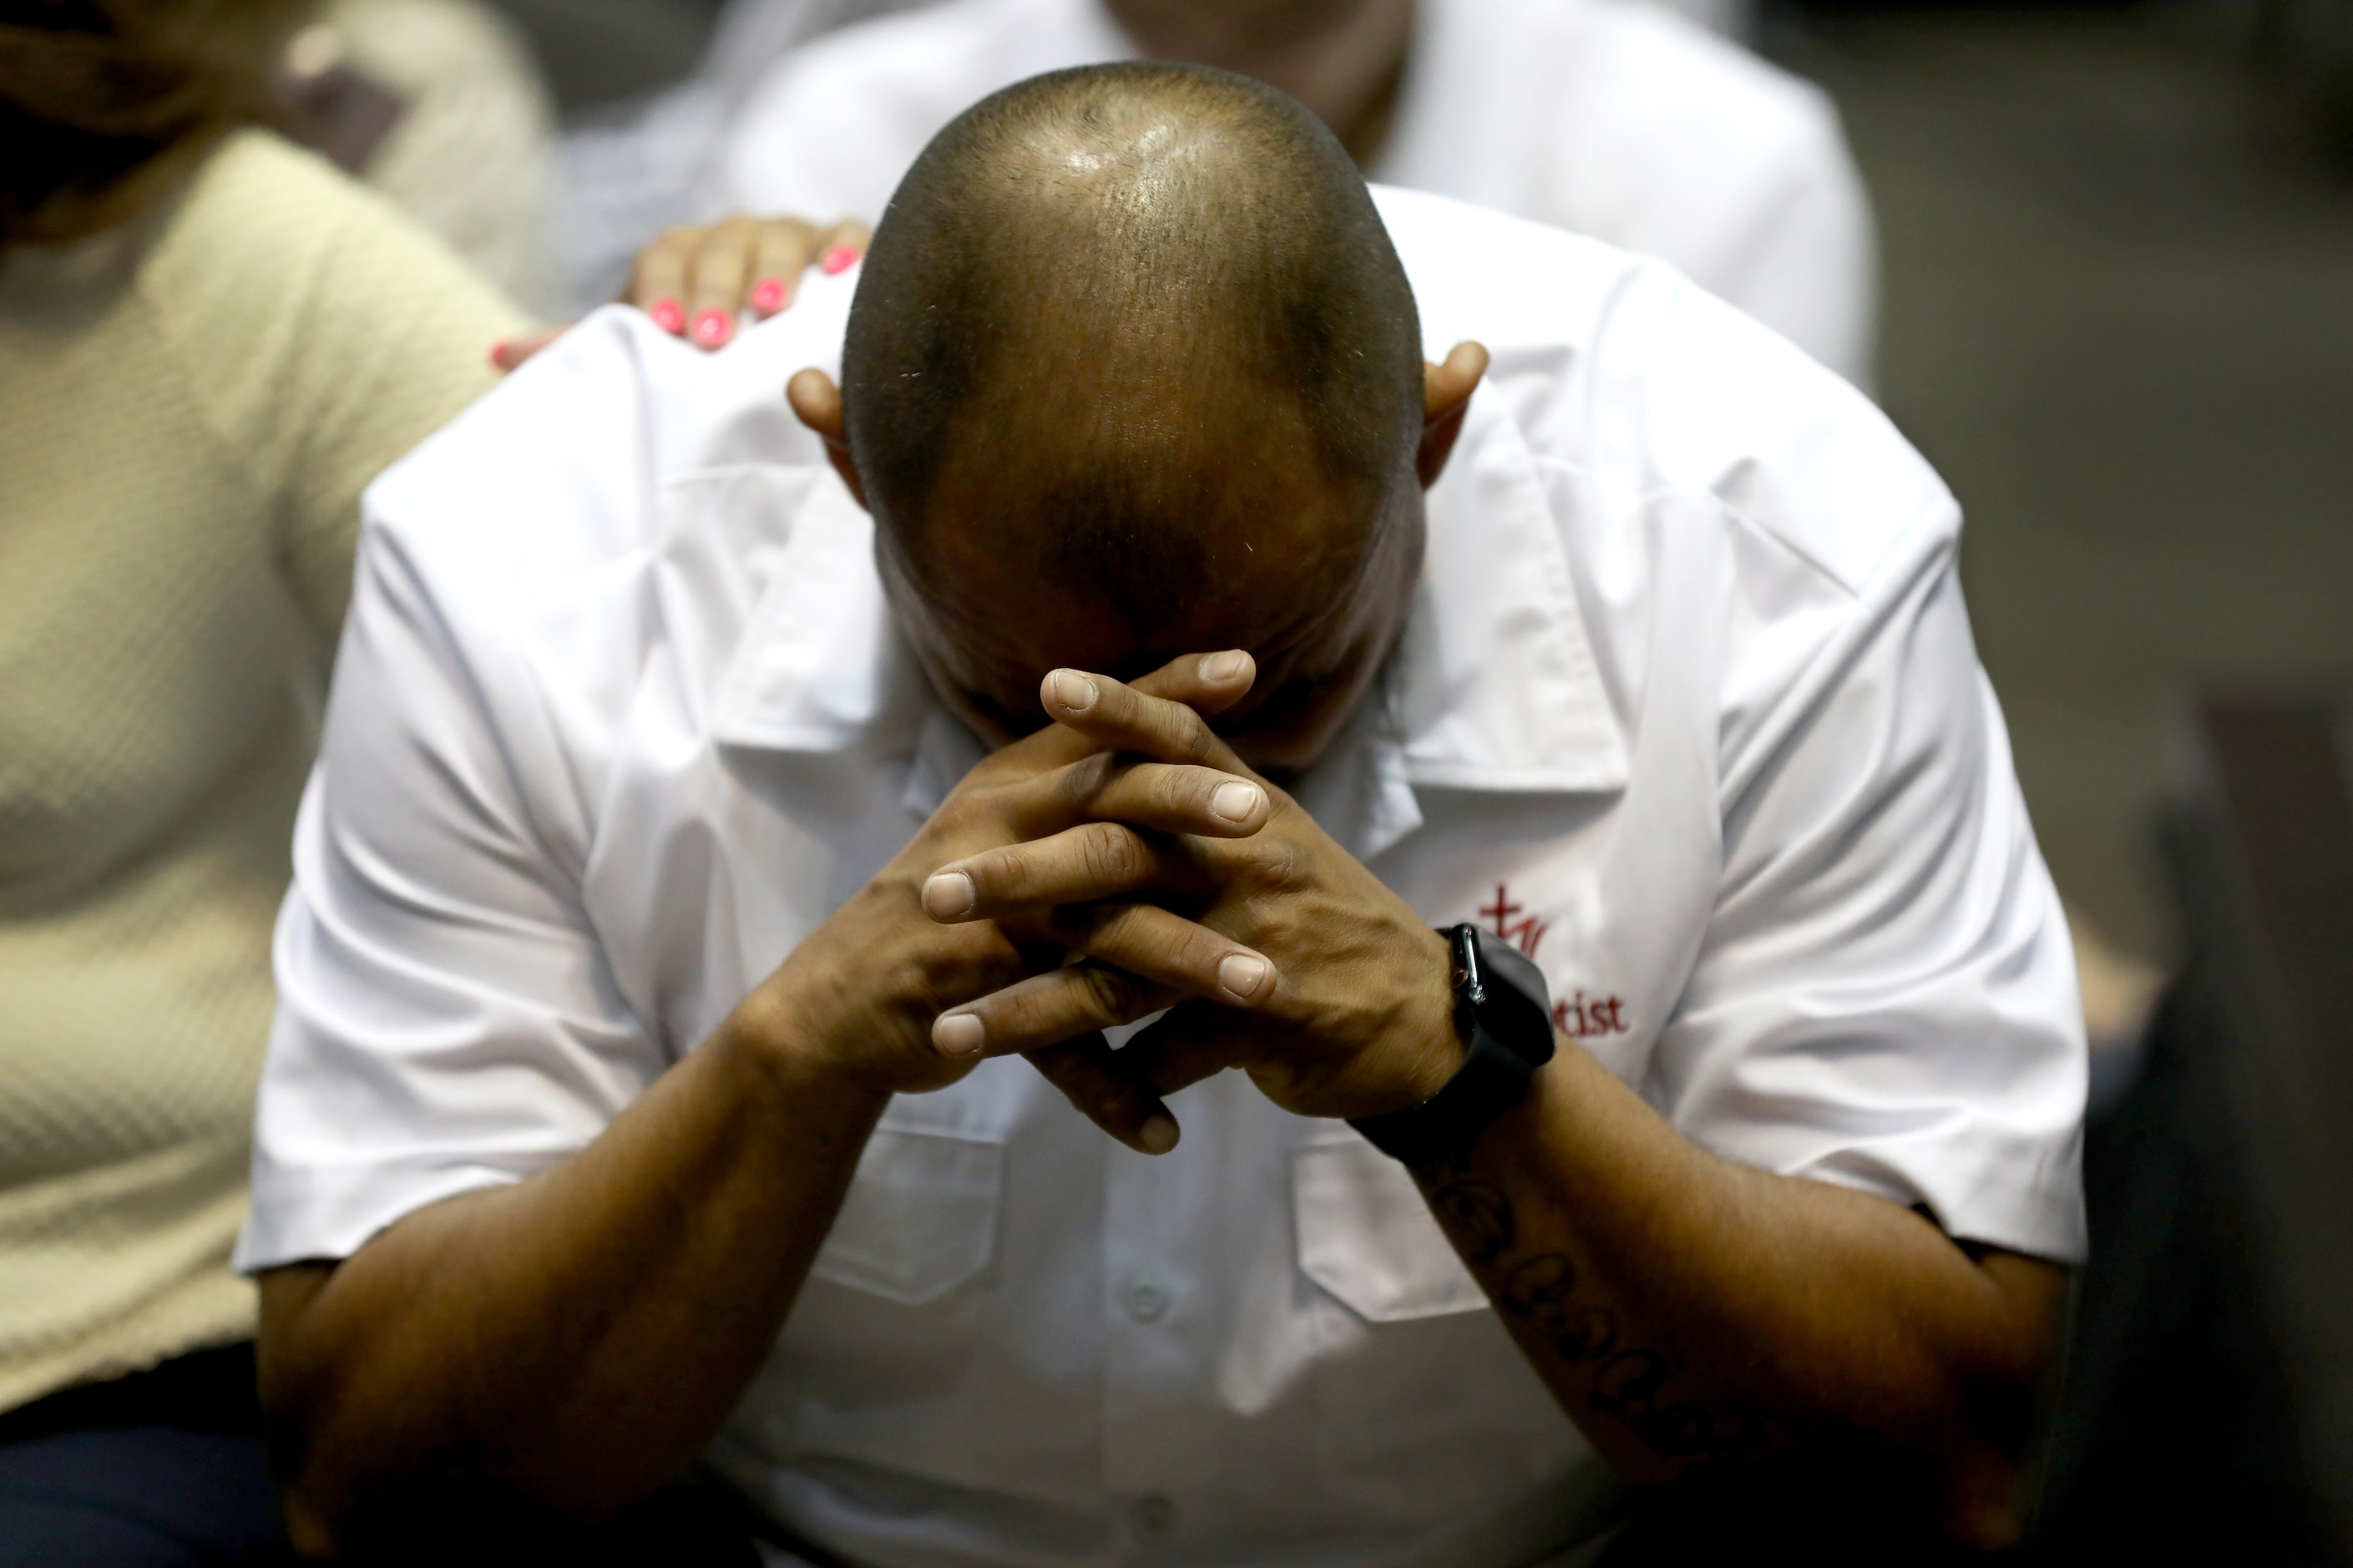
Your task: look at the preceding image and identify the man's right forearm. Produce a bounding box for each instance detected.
[257,1014,890,1553]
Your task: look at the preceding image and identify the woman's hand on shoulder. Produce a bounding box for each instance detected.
[490,214,870,372]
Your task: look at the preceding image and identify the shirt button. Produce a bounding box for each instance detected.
[1123,1279,1169,1323]
[1132,1495,1176,1539]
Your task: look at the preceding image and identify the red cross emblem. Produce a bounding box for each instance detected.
[1479,883,1548,959]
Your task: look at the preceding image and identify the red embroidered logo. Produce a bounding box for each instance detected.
[1479,883,1547,958]
[1476,883,1627,1039]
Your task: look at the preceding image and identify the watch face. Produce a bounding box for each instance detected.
[1469,927,1556,1060]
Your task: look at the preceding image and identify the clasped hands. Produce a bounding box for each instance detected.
[747,652,1463,1153]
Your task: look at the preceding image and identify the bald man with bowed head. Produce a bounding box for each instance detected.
[243,65,2082,1564]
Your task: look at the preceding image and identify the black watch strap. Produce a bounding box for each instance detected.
[1349,924,1556,1169]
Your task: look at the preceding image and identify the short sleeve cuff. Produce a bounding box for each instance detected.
[232,1152,527,1273]
[1707,1120,2087,1266]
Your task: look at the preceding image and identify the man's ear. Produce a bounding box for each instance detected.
[1417,341,1490,490]
[787,367,870,510]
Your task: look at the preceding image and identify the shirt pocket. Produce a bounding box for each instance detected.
[1290,1128,1592,1532]
[1290,1130,1485,1321]
[809,1123,1004,1305]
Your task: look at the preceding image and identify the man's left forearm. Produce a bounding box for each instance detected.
[1414,1038,2066,1547]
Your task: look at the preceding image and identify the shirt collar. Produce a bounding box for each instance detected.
[706,476,933,755]
[706,395,1627,848]
[1394,386,1629,796]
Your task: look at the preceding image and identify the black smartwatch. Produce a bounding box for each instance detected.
[1349,923,1556,1169]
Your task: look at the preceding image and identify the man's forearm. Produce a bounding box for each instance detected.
[1416,1039,2064,1545]
[259,1019,890,1550]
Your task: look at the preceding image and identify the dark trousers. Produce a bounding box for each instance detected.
[0,1341,767,1565]
[0,1343,293,1567]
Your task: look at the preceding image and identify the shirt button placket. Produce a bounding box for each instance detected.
[1104,1141,1188,1558]
[1114,1277,1174,1550]
[1123,1278,1168,1323]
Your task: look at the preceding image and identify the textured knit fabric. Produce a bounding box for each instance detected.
[328,0,564,316]
[0,129,526,1414]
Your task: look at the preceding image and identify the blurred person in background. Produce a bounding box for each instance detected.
[708,0,1878,386]
[284,0,563,314]
[556,0,1763,309]
[557,0,934,309]
[0,1,525,1557]
[0,4,844,1558]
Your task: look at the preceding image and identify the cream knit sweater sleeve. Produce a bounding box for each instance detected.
[0,130,526,1413]
[149,130,530,640]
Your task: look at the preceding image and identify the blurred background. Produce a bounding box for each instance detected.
[1771,0,2353,975]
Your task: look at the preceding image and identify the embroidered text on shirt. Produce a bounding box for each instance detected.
[1475,884,1627,1039]
[1554,993,1628,1039]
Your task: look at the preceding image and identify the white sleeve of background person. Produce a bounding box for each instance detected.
[711,0,1124,226]
[1564,0,1880,388]
[1690,82,1879,392]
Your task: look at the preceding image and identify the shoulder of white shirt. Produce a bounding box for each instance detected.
[1375,185,1946,597]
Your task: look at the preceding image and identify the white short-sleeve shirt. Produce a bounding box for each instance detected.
[712,0,1878,386]
[238,188,2082,1567]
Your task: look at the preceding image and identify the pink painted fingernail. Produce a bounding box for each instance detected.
[488,339,514,369]
[750,276,787,311]
[934,1013,986,1056]
[692,308,732,348]
[822,245,860,276]
[649,297,686,334]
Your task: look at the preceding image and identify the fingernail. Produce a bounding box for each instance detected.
[822,245,860,275]
[1138,1114,1181,1155]
[1210,781,1263,823]
[692,308,732,347]
[750,276,787,311]
[649,297,685,334]
[1200,650,1248,682]
[922,870,976,919]
[1048,670,1097,712]
[488,340,514,370]
[934,1013,985,1056]
[1218,952,1271,1000]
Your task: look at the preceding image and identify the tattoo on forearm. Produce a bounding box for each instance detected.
[1427,1175,1514,1265]
[1422,1176,1774,1467]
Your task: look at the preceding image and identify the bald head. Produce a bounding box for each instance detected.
[841,63,1424,642]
